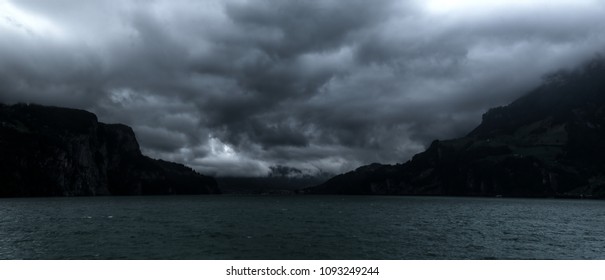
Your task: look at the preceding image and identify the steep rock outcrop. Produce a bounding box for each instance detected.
[0,104,219,197]
[308,58,605,198]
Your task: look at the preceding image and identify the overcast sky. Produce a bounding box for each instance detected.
[1,0,605,177]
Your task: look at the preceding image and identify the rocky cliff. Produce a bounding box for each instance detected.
[308,58,605,198]
[0,104,219,197]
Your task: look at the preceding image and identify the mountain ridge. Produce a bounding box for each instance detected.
[307,58,605,198]
[0,103,220,197]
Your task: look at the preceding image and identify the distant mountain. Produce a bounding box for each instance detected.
[217,176,328,195]
[217,165,333,194]
[0,104,219,197]
[307,58,605,198]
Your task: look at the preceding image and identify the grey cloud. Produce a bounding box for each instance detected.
[134,125,190,153]
[1,0,605,176]
[223,0,401,58]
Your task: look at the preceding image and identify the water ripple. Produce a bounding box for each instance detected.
[0,196,604,259]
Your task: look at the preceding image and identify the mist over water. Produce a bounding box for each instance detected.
[1,196,604,259]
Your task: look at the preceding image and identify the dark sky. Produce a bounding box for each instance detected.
[2,0,605,177]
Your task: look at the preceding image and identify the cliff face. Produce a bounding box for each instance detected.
[0,104,219,197]
[308,58,605,198]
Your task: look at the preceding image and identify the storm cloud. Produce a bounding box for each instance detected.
[2,0,605,176]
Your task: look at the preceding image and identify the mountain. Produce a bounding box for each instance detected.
[307,58,605,198]
[0,103,219,197]
[217,166,333,194]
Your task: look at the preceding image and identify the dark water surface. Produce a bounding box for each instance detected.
[1,195,604,259]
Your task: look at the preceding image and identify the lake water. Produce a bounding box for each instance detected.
[1,195,604,259]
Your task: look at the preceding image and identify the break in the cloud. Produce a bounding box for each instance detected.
[1,0,605,176]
